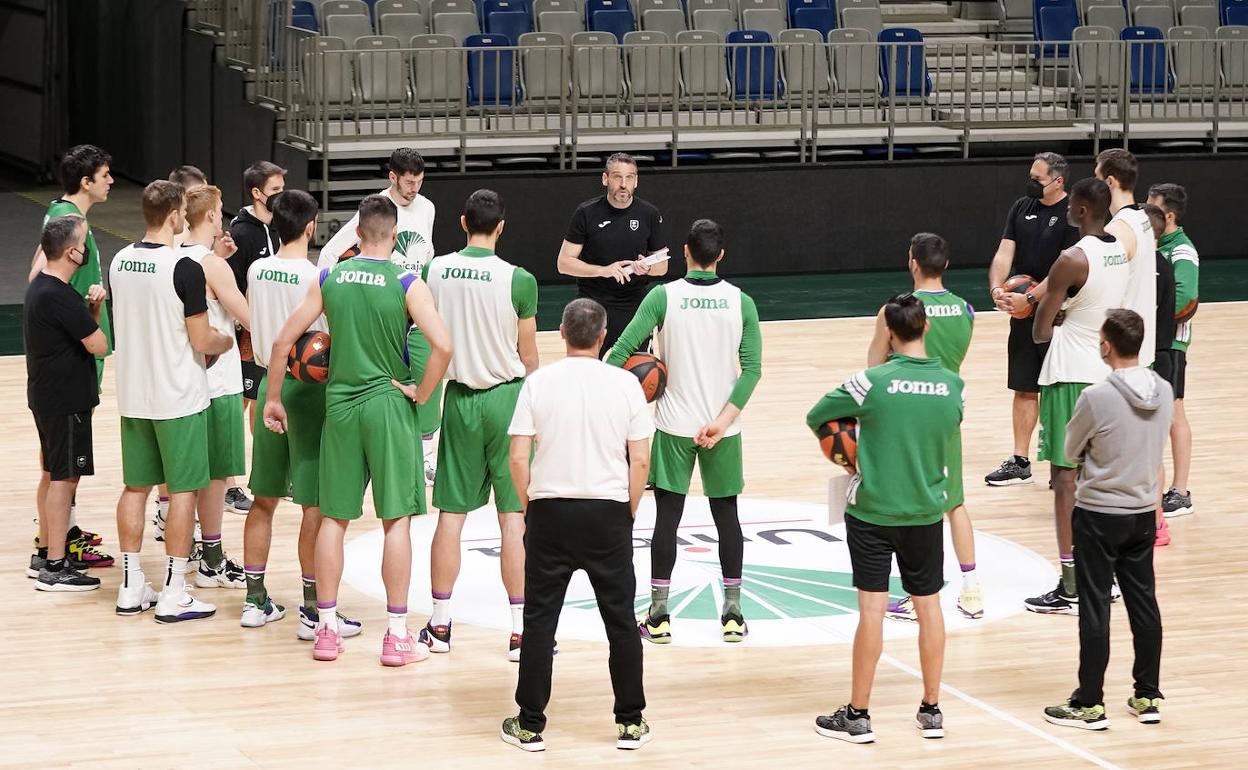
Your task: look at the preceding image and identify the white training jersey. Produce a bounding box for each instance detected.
[1039,234,1131,386]
[247,254,327,370]
[316,188,436,274]
[655,279,746,437]
[109,242,211,420]
[181,244,243,399]
[1112,204,1158,368]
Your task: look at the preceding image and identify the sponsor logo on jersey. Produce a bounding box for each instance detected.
[115,259,157,274]
[335,270,387,286]
[255,268,300,285]
[1024,214,1038,221]
[1103,253,1129,267]
[630,219,639,231]
[440,266,492,282]
[1049,216,1059,227]
[395,230,428,258]
[679,297,730,310]
[886,379,952,396]
[924,304,964,318]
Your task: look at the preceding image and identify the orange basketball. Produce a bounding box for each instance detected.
[237,328,254,362]
[815,417,858,473]
[288,331,331,383]
[1175,298,1199,324]
[624,352,668,403]
[1001,274,1039,319]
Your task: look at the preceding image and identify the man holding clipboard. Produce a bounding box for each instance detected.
[556,153,668,353]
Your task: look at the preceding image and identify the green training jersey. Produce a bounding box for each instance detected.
[1158,227,1199,352]
[806,354,965,527]
[44,199,113,356]
[915,289,974,374]
[319,257,417,411]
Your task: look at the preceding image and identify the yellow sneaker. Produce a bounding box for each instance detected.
[638,614,672,644]
[722,612,748,643]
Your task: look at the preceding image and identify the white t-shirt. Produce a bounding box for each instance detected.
[181,244,243,399]
[509,356,655,503]
[316,188,435,274]
[247,254,327,369]
[1111,204,1158,368]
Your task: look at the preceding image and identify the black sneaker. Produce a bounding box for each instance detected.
[26,554,47,579]
[1024,580,1078,615]
[1161,487,1194,518]
[985,456,1033,486]
[500,716,545,752]
[224,487,252,514]
[35,565,101,592]
[815,706,874,743]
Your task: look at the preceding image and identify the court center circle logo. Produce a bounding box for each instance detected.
[342,497,1055,647]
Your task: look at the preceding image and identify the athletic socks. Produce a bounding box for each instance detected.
[649,580,671,618]
[722,578,742,617]
[847,704,870,720]
[201,535,224,569]
[164,556,189,595]
[431,591,452,626]
[317,601,339,633]
[509,596,524,634]
[960,563,980,590]
[302,575,317,611]
[121,551,142,587]
[245,565,268,605]
[46,557,66,573]
[388,605,408,636]
[37,546,49,559]
[1060,553,1077,596]
[919,701,940,715]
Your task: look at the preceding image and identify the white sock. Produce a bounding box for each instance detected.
[68,503,77,528]
[431,595,451,626]
[121,552,143,587]
[510,602,524,634]
[423,429,439,459]
[962,567,980,591]
[164,555,189,595]
[318,605,339,633]
[157,496,169,517]
[388,611,408,637]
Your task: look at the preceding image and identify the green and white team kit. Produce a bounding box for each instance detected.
[915,289,974,508]
[1158,227,1199,351]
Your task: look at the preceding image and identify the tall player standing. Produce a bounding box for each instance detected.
[1096,149,1156,370]
[606,219,762,645]
[419,190,539,661]
[318,148,443,485]
[265,195,451,664]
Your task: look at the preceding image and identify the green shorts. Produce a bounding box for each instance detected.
[1038,382,1090,469]
[945,427,964,510]
[249,373,326,506]
[433,379,523,513]
[651,430,744,498]
[120,410,210,493]
[407,326,444,438]
[206,393,246,479]
[320,393,423,520]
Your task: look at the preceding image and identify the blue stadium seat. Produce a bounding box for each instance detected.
[1223,0,1248,24]
[485,0,534,37]
[292,0,318,20]
[877,27,931,98]
[293,12,319,29]
[788,0,829,24]
[1035,0,1079,57]
[1122,25,1173,93]
[791,6,836,34]
[589,5,637,40]
[727,29,782,99]
[466,33,521,106]
[1226,4,1248,23]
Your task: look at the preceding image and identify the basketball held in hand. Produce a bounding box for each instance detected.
[1002,274,1039,319]
[624,352,668,403]
[816,417,858,473]
[289,331,331,383]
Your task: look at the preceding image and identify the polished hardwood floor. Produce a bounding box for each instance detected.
[4,304,1242,769]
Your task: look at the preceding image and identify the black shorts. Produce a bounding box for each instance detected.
[845,513,944,596]
[1153,349,1186,399]
[33,410,94,481]
[1007,316,1049,393]
[240,360,265,400]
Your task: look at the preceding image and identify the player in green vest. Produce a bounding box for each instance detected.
[263,194,452,666]
[866,233,981,622]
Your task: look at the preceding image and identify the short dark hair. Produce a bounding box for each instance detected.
[561,298,607,349]
[141,180,184,228]
[58,144,111,196]
[605,152,637,172]
[357,194,398,243]
[1095,148,1138,193]
[908,232,949,278]
[270,189,320,245]
[1147,182,1187,223]
[243,161,286,203]
[389,148,426,178]
[41,215,85,262]
[1141,203,1166,239]
[169,165,207,189]
[884,292,927,343]
[686,219,724,268]
[1102,308,1145,357]
[1033,151,1069,186]
[1070,177,1112,224]
[463,189,505,236]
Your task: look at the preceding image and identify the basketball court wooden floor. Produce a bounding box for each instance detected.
[4,305,1245,770]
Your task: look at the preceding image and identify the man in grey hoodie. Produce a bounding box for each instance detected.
[1043,309,1173,731]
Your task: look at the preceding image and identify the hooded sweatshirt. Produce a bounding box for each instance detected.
[228,206,277,294]
[1064,366,1174,514]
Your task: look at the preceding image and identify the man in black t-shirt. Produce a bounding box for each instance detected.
[24,215,110,592]
[985,152,1081,487]
[556,153,667,353]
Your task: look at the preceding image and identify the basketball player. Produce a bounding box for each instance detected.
[556,153,668,352]
[1096,149,1156,370]
[179,185,250,590]
[1146,183,1198,519]
[1142,203,1175,548]
[111,180,234,623]
[317,148,442,485]
[169,165,207,191]
[264,195,451,665]
[419,190,539,661]
[606,219,762,644]
[807,293,964,744]
[1025,178,1130,615]
[867,233,982,621]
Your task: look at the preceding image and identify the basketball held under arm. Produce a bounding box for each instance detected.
[1033,249,1087,344]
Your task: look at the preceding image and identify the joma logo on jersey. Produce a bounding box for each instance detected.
[441,266,492,281]
[680,297,730,310]
[336,270,386,286]
[886,379,951,396]
[925,305,963,318]
[115,260,156,274]
[256,269,300,285]
[1103,253,1129,267]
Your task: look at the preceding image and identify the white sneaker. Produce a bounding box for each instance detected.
[297,605,363,640]
[116,576,159,615]
[153,505,167,542]
[194,557,246,589]
[1111,582,1122,602]
[424,457,437,485]
[241,597,287,628]
[154,587,217,624]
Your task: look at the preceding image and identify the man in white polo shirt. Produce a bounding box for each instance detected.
[500,298,655,754]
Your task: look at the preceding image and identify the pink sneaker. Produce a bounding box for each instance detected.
[1154,519,1171,547]
[313,626,344,661]
[381,631,430,667]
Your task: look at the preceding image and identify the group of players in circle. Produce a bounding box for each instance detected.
[22,144,1197,749]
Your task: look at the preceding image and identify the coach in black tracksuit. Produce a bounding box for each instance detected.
[228,161,285,400]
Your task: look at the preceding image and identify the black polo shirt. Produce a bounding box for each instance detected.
[566,195,665,304]
[24,272,100,415]
[1001,195,1081,281]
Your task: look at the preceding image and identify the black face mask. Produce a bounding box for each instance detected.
[1025,179,1047,199]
